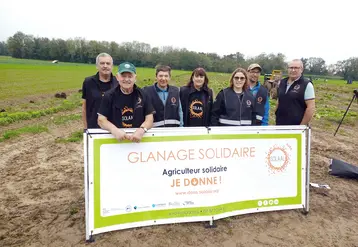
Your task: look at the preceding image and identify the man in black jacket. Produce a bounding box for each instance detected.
[275,59,315,125]
[143,65,183,127]
[81,53,118,129]
[98,62,154,143]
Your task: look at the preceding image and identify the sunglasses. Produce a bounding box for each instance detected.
[233,76,246,81]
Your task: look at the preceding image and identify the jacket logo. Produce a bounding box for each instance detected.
[171,97,177,104]
[294,85,300,90]
[246,100,252,106]
[135,97,143,109]
[257,96,263,104]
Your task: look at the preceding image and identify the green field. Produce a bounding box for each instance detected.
[1,56,358,247]
[0,56,221,100]
[0,56,357,141]
[1,55,355,100]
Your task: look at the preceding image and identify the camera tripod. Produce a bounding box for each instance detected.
[334,89,358,136]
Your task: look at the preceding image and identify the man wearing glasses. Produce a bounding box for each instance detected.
[247,63,270,125]
[275,59,315,125]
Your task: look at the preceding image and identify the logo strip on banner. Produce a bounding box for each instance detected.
[92,133,302,229]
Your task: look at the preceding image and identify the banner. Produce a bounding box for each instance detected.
[84,126,310,240]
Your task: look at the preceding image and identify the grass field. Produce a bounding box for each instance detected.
[0,56,357,131]
[0,56,358,247]
[0,56,194,100]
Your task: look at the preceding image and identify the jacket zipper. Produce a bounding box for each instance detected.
[163,90,166,127]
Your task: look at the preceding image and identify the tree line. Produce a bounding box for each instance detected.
[1,31,358,80]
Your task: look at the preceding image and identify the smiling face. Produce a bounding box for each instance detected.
[193,74,205,89]
[116,72,136,91]
[156,71,170,89]
[187,68,209,89]
[232,72,247,91]
[248,68,261,84]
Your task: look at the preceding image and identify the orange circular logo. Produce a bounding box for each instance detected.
[265,145,290,173]
[189,99,203,118]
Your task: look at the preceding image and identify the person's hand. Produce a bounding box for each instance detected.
[112,128,127,141]
[129,128,145,143]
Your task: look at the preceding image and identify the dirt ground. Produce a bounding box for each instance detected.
[0,114,358,247]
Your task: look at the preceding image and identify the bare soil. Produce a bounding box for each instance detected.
[0,116,357,247]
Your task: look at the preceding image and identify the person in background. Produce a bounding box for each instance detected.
[247,63,270,125]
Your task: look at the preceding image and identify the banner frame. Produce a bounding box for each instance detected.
[84,126,310,240]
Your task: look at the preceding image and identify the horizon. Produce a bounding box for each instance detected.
[0,30,354,66]
[1,0,357,66]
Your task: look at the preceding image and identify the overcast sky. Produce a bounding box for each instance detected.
[0,0,356,65]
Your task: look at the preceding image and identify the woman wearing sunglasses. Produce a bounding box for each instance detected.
[211,67,258,126]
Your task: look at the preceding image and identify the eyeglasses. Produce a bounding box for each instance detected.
[288,67,301,70]
[233,76,246,81]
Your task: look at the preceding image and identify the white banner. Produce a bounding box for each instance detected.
[84,126,310,240]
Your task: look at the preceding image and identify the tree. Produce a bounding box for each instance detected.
[7,31,26,58]
[306,57,327,75]
[88,40,101,63]
[1,31,350,76]
[0,41,9,55]
[246,53,286,74]
[335,58,358,80]
[109,41,120,64]
[301,57,308,70]
[33,37,51,60]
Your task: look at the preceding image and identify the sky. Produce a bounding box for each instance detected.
[0,0,357,65]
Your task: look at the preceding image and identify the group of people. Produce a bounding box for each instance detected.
[82,53,315,142]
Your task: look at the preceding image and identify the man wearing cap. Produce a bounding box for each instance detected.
[97,62,154,142]
[143,65,183,127]
[81,53,118,129]
[275,59,315,125]
[247,63,270,125]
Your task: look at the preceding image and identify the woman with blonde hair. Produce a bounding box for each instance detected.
[211,68,259,126]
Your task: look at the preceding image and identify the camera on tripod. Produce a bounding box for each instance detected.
[334,89,358,136]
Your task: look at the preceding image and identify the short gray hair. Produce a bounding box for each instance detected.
[288,59,304,69]
[96,53,113,66]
